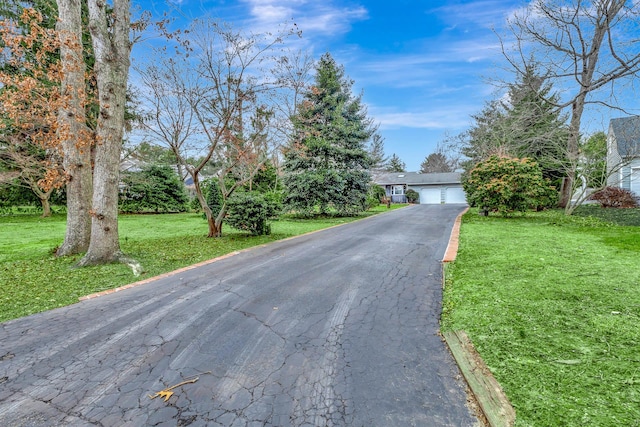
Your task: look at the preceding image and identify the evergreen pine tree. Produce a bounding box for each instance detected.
[368,133,388,171]
[283,53,373,216]
[463,65,569,184]
[420,152,452,173]
[504,66,569,183]
[386,153,406,172]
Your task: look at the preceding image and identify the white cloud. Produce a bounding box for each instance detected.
[431,0,518,30]
[239,0,368,39]
[370,107,475,131]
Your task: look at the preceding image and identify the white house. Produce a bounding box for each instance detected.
[607,116,640,197]
[373,172,467,205]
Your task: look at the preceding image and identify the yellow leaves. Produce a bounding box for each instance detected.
[148,372,211,403]
[150,389,175,402]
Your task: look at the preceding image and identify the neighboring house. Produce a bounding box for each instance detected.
[373,171,467,204]
[607,116,640,196]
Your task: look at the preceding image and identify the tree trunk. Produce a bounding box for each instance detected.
[191,172,222,238]
[560,96,586,210]
[213,207,227,238]
[55,0,92,256]
[78,0,131,266]
[40,196,51,218]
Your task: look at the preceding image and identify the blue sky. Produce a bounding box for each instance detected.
[131,0,633,171]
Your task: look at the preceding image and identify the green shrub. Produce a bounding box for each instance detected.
[204,178,223,214]
[226,191,281,235]
[191,178,224,215]
[406,188,419,203]
[119,165,189,213]
[462,156,556,216]
[369,184,386,201]
[365,185,385,209]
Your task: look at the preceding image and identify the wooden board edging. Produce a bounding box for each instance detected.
[443,330,516,427]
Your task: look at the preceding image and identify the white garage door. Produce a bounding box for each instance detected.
[445,186,467,204]
[420,188,443,204]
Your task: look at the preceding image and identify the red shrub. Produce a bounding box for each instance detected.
[588,187,638,208]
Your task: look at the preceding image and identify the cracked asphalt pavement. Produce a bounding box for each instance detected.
[1,204,479,426]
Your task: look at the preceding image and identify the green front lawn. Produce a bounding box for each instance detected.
[442,208,640,426]
[0,204,403,323]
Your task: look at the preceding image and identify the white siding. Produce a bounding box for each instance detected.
[630,159,640,196]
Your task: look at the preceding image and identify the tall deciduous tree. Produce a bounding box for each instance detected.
[55,0,93,256]
[283,53,373,216]
[502,0,640,210]
[136,20,297,237]
[77,0,131,266]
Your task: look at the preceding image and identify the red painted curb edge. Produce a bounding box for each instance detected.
[442,207,469,263]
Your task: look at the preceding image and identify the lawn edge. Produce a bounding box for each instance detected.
[440,207,516,427]
[79,205,407,301]
[442,206,468,262]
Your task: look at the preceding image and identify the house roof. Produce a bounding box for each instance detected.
[609,116,640,157]
[372,171,462,186]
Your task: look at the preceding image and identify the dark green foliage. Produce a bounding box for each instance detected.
[283,53,373,217]
[244,161,282,193]
[574,205,640,226]
[462,156,556,216]
[226,191,281,235]
[463,65,569,184]
[0,180,39,207]
[365,185,386,209]
[588,186,638,208]
[204,178,223,215]
[119,165,189,213]
[369,184,386,202]
[581,132,607,188]
[0,180,66,208]
[503,67,569,183]
[190,177,224,214]
[405,189,419,203]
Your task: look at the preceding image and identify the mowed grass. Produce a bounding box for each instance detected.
[442,208,640,426]
[0,205,402,323]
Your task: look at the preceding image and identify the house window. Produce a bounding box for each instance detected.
[392,185,404,195]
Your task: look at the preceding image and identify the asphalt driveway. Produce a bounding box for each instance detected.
[0,204,478,426]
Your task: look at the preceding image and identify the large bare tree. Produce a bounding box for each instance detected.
[502,0,640,211]
[136,20,301,237]
[55,0,93,255]
[77,0,132,266]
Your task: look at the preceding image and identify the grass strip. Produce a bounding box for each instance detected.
[0,204,403,322]
[442,208,640,427]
